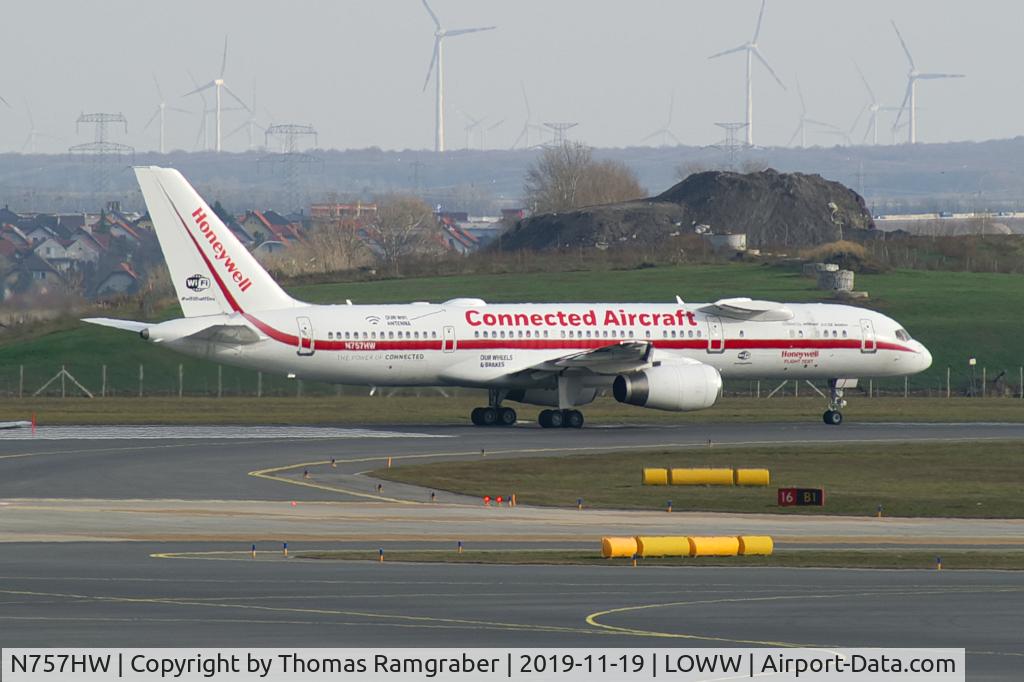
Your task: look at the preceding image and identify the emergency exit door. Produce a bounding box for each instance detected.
[296,316,315,356]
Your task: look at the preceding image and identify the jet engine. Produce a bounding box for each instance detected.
[612,363,722,412]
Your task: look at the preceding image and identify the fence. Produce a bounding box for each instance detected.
[2,363,1021,399]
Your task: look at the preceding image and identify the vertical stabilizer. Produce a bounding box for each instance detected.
[135,166,297,317]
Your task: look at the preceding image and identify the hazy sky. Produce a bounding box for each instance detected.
[2,0,1013,154]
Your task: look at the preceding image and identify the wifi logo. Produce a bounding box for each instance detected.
[365,315,381,325]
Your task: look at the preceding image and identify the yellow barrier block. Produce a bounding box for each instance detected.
[642,468,669,485]
[601,536,639,558]
[670,468,734,486]
[734,468,771,486]
[635,535,691,557]
[737,535,774,556]
[688,536,740,557]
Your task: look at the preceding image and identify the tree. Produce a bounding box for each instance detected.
[524,141,643,214]
[370,195,439,276]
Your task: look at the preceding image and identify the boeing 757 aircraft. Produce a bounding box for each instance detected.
[85,167,932,428]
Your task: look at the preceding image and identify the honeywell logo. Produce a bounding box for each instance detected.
[191,207,253,292]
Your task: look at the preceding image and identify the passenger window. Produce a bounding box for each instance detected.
[645,330,651,338]
[474,331,479,338]
[543,330,549,338]
[328,332,333,340]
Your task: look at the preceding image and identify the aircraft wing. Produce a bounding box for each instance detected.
[533,341,653,373]
[700,297,794,321]
[439,341,654,384]
[82,317,149,333]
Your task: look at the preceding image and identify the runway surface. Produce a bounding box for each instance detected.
[4,421,1024,501]
[0,542,1020,679]
[2,421,1022,678]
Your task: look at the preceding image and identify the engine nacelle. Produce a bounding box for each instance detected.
[612,363,722,412]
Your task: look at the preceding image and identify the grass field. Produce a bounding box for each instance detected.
[1,263,1022,398]
[373,441,1024,518]
[2,395,1023,425]
[297,549,1024,570]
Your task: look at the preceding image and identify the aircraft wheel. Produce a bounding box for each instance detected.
[499,407,517,426]
[547,409,564,428]
[563,409,584,429]
[538,410,553,428]
[470,407,485,426]
[823,410,843,426]
[480,407,498,426]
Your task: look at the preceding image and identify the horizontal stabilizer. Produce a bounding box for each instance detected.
[81,317,149,333]
[184,324,261,345]
[700,297,794,321]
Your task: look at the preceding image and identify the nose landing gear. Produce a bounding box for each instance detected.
[823,379,848,426]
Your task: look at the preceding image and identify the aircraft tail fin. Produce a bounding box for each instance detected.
[134,166,298,317]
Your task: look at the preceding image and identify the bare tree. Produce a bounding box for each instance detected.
[304,219,370,272]
[524,141,643,213]
[371,194,440,276]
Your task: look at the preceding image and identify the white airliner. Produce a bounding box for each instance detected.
[85,167,932,428]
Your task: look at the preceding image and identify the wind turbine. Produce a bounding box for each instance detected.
[511,82,545,149]
[184,36,250,152]
[458,110,486,150]
[226,84,265,151]
[788,78,839,148]
[21,100,59,153]
[708,0,785,146]
[642,93,682,147]
[481,118,504,150]
[421,0,496,153]
[890,20,964,144]
[853,61,901,145]
[144,76,190,154]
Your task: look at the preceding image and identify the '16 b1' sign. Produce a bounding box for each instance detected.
[778,487,825,507]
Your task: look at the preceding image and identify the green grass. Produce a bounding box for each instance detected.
[1,263,1022,396]
[373,441,1024,518]
[297,549,1024,570]
[2,395,1023,426]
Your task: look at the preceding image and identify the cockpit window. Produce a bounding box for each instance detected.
[895,329,912,342]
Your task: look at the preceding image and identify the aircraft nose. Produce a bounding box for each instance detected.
[916,343,933,372]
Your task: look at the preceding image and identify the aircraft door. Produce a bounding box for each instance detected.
[706,316,725,353]
[859,318,877,353]
[296,316,315,356]
[442,325,457,353]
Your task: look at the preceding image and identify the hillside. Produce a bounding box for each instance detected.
[499,169,877,250]
[0,264,1018,399]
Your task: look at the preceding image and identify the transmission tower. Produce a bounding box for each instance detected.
[258,124,322,214]
[68,113,134,202]
[711,122,749,171]
[542,121,578,146]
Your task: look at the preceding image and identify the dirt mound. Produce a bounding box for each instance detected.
[499,169,876,250]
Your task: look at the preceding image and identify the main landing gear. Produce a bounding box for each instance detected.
[538,409,584,429]
[470,389,517,427]
[470,406,517,426]
[823,379,847,426]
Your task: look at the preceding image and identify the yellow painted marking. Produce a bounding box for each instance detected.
[0,588,600,636]
[248,462,414,503]
[585,586,1024,646]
